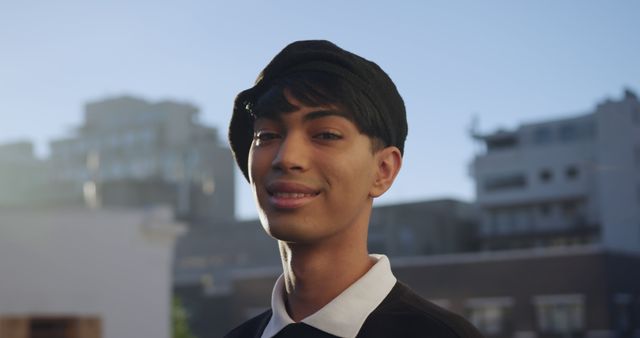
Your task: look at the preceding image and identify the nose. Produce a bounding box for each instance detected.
[272,132,308,172]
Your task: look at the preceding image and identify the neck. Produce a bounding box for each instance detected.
[278,222,374,322]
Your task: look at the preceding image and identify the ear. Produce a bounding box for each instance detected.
[369,146,402,198]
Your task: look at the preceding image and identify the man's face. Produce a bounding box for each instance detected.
[248,93,380,244]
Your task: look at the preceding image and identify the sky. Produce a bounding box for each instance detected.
[1,1,639,219]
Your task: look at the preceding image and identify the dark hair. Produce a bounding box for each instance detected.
[229,40,407,181]
[251,71,385,151]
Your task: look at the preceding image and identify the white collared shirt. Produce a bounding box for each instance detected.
[260,254,397,338]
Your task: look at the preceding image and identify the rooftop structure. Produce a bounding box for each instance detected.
[471,89,640,252]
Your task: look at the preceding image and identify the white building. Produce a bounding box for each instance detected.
[0,142,47,206]
[0,206,184,338]
[471,89,640,253]
[48,96,235,222]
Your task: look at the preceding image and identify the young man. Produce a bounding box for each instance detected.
[225,40,482,338]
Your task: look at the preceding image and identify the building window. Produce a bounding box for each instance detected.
[534,294,585,334]
[533,127,552,145]
[398,226,417,255]
[484,174,527,192]
[559,123,577,142]
[465,297,514,336]
[496,210,511,234]
[561,200,579,218]
[481,211,495,236]
[539,203,552,217]
[613,294,633,332]
[486,134,519,151]
[539,169,553,183]
[368,233,386,254]
[565,166,579,180]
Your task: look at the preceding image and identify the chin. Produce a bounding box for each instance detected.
[265,223,307,242]
[261,218,320,244]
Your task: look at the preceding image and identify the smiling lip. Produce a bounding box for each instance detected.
[266,181,320,209]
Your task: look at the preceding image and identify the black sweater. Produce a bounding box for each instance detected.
[224,281,483,338]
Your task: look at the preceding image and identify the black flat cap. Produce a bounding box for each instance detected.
[229,40,407,181]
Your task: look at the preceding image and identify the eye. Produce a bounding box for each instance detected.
[314,132,342,141]
[253,131,281,145]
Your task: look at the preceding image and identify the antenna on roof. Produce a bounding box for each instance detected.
[468,113,482,139]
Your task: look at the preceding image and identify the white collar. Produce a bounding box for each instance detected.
[261,254,397,338]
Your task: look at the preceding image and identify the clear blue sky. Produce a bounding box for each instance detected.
[1,1,639,219]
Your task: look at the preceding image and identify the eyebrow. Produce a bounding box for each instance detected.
[255,109,352,123]
[302,110,351,122]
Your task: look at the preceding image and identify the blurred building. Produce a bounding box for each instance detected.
[228,246,640,338]
[471,89,640,252]
[0,95,242,336]
[173,219,279,295]
[48,96,235,222]
[0,95,236,337]
[369,199,479,255]
[0,206,184,338]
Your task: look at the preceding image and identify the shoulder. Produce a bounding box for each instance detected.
[224,310,272,338]
[358,282,484,338]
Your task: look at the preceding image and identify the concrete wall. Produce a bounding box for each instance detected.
[0,207,183,338]
[594,96,640,253]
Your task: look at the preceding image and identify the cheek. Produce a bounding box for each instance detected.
[325,155,376,195]
[248,146,268,182]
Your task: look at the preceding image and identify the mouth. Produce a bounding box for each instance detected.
[266,181,320,209]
